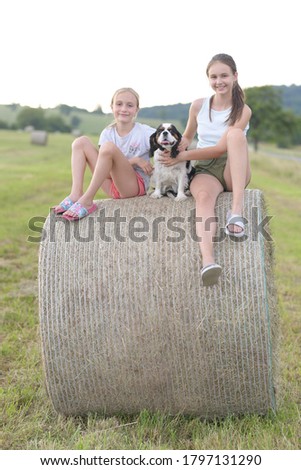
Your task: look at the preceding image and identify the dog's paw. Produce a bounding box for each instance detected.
[150,191,163,199]
[175,193,188,201]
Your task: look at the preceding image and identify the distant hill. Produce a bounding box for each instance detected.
[139,103,190,125]
[0,85,300,135]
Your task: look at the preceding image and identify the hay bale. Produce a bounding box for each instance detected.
[39,189,278,417]
[31,130,48,145]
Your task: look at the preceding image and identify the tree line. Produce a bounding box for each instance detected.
[0,104,105,134]
[0,86,300,150]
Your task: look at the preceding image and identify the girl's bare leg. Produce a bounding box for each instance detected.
[223,128,251,232]
[64,142,140,214]
[69,136,99,201]
[190,174,224,267]
[53,136,98,211]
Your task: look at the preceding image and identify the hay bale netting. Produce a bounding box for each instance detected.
[31,130,48,145]
[39,189,278,417]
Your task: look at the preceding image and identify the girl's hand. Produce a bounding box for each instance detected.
[157,151,183,167]
[178,136,190,152]
[158,151,179,166]
[135,158,153,175]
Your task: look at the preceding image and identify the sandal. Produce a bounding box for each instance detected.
[62,202,97,221]
[201,263,222,287]
[225,212,245,238]
[53,196,74,214]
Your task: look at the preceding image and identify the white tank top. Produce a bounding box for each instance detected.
[196,97,230,149]
[195,96,249,167]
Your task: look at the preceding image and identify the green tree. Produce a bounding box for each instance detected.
[17,106,46,130]
[245,86,299,150]
[71,115,81,129]
[0,119,9,129]
[292,117,301,145]
[92,104,104,115]
[273,109,300,148]
[45,115,71,133]
[245,86,282,151]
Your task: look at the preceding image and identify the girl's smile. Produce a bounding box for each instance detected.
[208,62,237,95]
[111,91,139,124]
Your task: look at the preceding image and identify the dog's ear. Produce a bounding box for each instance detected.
[170,143,180,158]
[170,125,182,142]
[149,132,158,157]
[170,126,182,158]
[174,127,183,142]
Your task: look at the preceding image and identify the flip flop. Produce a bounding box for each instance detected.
[62,202,97,221]
[53,196,74,214]
[225,212,245,238]
[201,263,222,287]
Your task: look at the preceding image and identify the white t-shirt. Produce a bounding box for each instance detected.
[98,122,155,189]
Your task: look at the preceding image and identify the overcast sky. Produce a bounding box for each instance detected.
[1,0,300,112]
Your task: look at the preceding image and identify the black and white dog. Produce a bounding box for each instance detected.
[149,123,193,201]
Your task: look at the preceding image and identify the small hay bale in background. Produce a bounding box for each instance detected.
[39,189,278,417]
[71,129,82,137]
[24,125,35,133]
[31,130,48,145]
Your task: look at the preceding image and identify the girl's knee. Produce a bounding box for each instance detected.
[98,142,119,159]
[72,135,91,151]
[193,188,215,206]
[227,127,246,144]
[99,142,118,153]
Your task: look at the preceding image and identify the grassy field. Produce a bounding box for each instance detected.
[1,130,300,450]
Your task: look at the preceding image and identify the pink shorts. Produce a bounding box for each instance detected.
[110,172,146,199]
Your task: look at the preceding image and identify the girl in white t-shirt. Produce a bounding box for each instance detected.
[53,88,155,221]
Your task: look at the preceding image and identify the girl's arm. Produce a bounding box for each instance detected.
[178,99,203,151]
[128,156,153,175]
[115,155,153,177]
[177,103,252,162]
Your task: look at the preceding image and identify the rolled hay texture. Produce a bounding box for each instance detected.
[39,189,278,417]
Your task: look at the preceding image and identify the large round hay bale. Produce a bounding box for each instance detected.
[39,189,278,417]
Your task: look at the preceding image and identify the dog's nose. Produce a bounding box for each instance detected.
[163,131,168,137]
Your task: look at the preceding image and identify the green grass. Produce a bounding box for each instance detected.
[1,130,300,450]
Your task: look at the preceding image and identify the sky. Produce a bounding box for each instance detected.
[1,0,300,113]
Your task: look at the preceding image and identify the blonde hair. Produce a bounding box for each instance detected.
[108,87,140,128]
[110,87,140,108]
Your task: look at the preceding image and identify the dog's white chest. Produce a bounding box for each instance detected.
[151,151,189,201]
[154,160,185,180]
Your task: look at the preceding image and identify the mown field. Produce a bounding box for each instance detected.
[1,130,300,450]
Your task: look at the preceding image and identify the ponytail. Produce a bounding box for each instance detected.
[228,82,244,125]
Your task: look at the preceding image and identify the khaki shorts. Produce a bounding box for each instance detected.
[191,154,228,190]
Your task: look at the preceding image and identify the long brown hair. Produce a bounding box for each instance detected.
[206,53,245,126]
